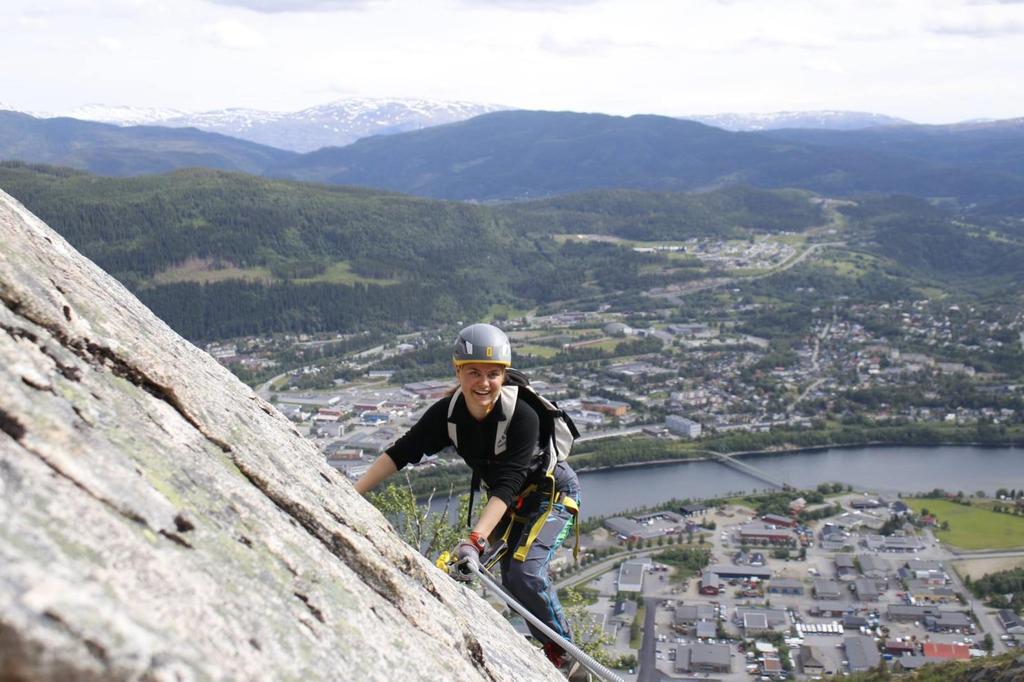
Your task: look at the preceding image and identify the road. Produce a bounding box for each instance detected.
[578,426,648,443]
[638,596,660,682]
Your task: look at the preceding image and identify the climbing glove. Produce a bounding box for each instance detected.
[454,532,488,581]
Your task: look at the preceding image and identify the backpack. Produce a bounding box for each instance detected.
[448,367,580,526]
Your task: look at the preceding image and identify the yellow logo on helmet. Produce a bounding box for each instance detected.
[486,346,493,357]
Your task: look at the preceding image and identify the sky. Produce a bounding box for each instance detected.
[2,0,1023,124]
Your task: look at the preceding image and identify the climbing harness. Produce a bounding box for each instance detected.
[460,559,626,682]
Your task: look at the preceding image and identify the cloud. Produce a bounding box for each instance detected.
[98,36,124,51]
[538,33,653,57]
[200,20,267,48]
[203,0,375,12]
[928,9,1024,35]
[461,0,604,8]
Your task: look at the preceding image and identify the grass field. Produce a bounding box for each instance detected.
[152,258,273,285]
[292,261,398,286]
[906,498,1024,550]
[516,343,559,359]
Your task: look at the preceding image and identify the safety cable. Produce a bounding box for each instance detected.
[465,562,626,682]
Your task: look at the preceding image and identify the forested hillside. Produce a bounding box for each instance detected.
[2,161,1021,341]
[0,163,822,339]
[0,111,295,176]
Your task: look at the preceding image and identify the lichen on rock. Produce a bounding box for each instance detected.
[0,189,561,681]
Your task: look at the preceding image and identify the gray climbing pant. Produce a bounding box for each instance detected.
[497,461,581,645]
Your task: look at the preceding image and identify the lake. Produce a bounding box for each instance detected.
[576,445,1024,519]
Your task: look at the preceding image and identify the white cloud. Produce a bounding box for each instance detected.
[537,33,653,57]
[98,36,124,51]
[200,20,267,49]
[928,6,1024,35]
[204,0,376,12]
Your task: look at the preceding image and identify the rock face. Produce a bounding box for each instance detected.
[0,189,560,681]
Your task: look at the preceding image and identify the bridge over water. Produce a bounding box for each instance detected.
[693,449,790,491]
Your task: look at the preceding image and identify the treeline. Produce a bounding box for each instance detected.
[137,280,483,341]
[498,185,824,241]
[966,567,1024,614]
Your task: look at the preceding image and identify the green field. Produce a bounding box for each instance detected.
[516,343,559,358]
[906,498,1024,550]
[152,259,273,285]
[292,261,398,286]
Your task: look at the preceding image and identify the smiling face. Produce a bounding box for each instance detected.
[456,362,506,419]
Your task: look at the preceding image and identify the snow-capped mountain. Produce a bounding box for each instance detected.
[63,104,189,126]
[54,98,509,152]
[685,110,912,131]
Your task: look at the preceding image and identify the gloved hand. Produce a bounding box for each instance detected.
[453,532,488,581]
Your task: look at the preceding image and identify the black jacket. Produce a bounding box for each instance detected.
[387,392,540,507]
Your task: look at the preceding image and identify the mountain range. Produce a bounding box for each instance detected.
[51,98,509,152]
[269,110,1024,203]
[686,110,911,131]
[2,106,1024,205]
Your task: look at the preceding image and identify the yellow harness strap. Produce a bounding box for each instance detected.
[512,473,580,562]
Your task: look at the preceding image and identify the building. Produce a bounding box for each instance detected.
[699,571,723,596]
[862,533,925,552]
[609,599,638,634]
[843,614,870,630]
[883,640,916,656]
[905,559,945,583]
[674,603,717,629]
[737,523,797,546]
[695,620,717,640]
[402,380,452,400]
[853,578,880,601]
[603,511,683,542]
[921,642,970,660]
[665,414,702,438]
[845,635,881,672]
[680,502,709,516]
[580,397,629,417]
[674,643,732,673]
[850,498,882,510]
[761,513,796,528]
[886,605,953,622]
[905,579,957,604]
[998,609,1024,635]
[813,579,843,600]
[767,578,805,596]
[733,607,787,631]
[798,646,829,676]
[741,612,771,636]
[705,564,773,582]
[760,653,783,678]
[276,393,341,409]
[924,611,974,633]
[835,554,858,581]
[617,559,650,593]
[858,554,891,579]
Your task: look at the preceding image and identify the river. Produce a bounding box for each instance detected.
[575,445,1024,520]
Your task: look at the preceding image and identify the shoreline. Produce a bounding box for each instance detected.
[573,438,1024,475]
